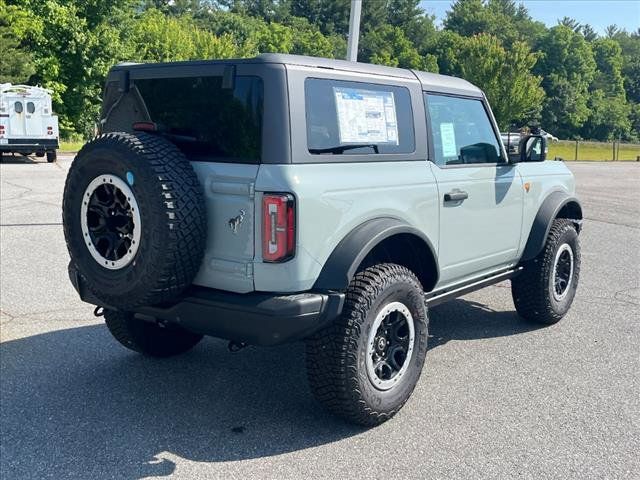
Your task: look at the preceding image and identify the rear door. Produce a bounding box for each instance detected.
[102,65,267,293]
[425,93,523,286]
[24,99,44,137]
[8,98,26,137]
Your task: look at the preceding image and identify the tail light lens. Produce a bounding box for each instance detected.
[262,193,295,262]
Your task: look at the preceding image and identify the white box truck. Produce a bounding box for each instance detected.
[0,84,59,162]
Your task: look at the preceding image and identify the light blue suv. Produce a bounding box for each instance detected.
[63,54,583,425]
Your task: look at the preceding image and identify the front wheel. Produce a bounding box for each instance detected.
[104,309,203,357]
[306,263,428,426]
[512,219,581,324]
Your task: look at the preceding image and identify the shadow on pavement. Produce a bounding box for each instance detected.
[0,298,541,479]
[0,154,39,164]
[428,298,541,348]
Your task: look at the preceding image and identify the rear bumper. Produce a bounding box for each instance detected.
[69,265,344,346]
[0,138,58,152]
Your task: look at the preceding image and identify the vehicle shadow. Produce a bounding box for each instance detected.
[0,299,542,479]
[0,325,363,479]
[0,154,39,164]
[428,298,541,349]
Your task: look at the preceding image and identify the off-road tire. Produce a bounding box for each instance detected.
[104,309,203,357]
[46,150,57,163]
[512,219,580,324]
[306,263,428,426]
[63,132,206,309]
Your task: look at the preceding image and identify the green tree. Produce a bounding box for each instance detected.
[290,0,349,36]
[361,25,437,71]
[131,9,244,61]
[436,33,544,127]
[581,38,630,140]
[558,16,581,32]
[613,29,640,104]
[284,16,342,58]
[386,0,437,54]
[534,25,596,137]
[444,0,544,47]
[580,24,598,42]
[3,1,134,137]
[0,2,35,83]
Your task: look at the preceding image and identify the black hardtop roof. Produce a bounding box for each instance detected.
[111,53,482,96]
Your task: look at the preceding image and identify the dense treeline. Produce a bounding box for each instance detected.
[1,0,638,141]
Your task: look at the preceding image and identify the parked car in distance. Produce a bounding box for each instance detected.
[63,54,583,426]
[0,84,59,162]
[502,128,555,161]
[540,128,559,142]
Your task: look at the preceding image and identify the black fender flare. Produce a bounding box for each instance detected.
[313,217,439,291]
[520,191,583,262]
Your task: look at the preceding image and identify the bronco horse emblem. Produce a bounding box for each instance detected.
[228,209,246,234]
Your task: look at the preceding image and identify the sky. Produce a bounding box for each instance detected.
[419,0,640,35]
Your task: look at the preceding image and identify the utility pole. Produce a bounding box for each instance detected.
[346,0,362,62]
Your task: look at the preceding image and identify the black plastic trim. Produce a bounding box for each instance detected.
[3,138,58,147]
[69,263,344,346]
[425,267,521,307]
[313,217,439,291]
[520,191,583,262]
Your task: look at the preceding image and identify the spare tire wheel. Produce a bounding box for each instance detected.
[62,132,207,309]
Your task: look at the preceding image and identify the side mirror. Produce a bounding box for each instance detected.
[516,134,547,163]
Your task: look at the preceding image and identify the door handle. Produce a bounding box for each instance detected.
[444,189,469,202]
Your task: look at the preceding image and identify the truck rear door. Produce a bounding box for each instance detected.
[8,98,26,137]
[24,99,44,137]
[101,65,265,293]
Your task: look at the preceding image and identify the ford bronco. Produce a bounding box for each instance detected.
[63,54,582,426]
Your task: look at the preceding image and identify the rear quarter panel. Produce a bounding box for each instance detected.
[253,161,439,292]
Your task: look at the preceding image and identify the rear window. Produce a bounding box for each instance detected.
[305,78,415,155]
[106,75,263,162]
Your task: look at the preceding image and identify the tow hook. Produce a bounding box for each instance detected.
[228,341,248,353]
[94,306,105,317]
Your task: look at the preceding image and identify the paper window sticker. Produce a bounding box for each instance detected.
[333,87,399,145]
[440,122,457,157]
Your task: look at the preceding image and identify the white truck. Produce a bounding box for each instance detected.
[0,84,59,162]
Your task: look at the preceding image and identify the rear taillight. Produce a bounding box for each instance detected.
[132,121,157,132]
[47,126,53,135]
[262,193,295,262]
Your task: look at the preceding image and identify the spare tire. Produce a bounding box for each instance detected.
[63,132,207,309]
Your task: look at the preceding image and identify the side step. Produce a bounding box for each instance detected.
[425,267,522,307]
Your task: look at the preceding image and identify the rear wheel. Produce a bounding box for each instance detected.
[512,219,580,324]
[104,309,203,357]
[306,263,428,426]
[46,150,56,163]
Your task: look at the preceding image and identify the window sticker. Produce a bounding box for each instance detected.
[439,122,457,157]
[333,87,399,145]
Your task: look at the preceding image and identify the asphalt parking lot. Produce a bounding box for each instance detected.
[1,154,638,479]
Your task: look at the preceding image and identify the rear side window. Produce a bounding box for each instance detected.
[305,78,414,155]
[129,76,263,162]
[425,94,503,166]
